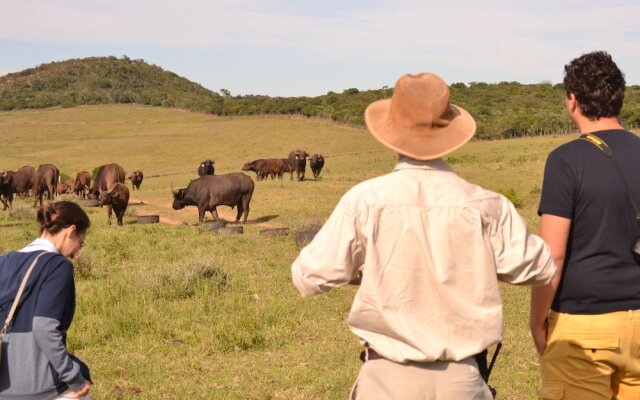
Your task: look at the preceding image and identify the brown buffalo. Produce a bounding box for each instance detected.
[242,159,268,181]
[310,154,325,179]
[287,150,309,181]
[260,158,285,180]
[98,182,130,226]
[56,179,75,196]
[128,170,144,190]
[34,164,60,208]
[171,173,254,224]
[74,171,91,199]
[10,166,38,199]
[88,163,126,200]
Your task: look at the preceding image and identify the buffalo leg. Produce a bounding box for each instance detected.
[235,204,243,223]
[106,205,113,225]
[241,196,250,223]
[116,209,124,226]
[211,207,219,221]
[198,206,206,223]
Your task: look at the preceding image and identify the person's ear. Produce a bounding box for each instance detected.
[566,93,578,114]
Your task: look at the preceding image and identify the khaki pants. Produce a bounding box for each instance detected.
[350,356,492,400]
[540,310,640,399]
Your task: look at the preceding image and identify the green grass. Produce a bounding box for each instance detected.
[1,105,634,399]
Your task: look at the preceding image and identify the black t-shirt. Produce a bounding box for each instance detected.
[538,129,640,314]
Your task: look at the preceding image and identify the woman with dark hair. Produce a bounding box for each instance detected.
[0,201,92,399]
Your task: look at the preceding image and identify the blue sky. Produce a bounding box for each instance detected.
[1,0,640,96]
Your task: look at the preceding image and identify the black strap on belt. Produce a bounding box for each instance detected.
[474,342,502,398]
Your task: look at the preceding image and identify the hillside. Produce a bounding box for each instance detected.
[2,56,640,139]
[0,56,224,113]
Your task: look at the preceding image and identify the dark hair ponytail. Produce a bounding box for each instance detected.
[37,201,90,235]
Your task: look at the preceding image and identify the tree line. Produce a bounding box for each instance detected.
[2,56,640,140]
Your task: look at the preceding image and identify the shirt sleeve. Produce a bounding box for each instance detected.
[32,259,85,391]
[291,196,365,297]
[489,197,556,285]
[538,151,575,218]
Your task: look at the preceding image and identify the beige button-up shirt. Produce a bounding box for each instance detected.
[292,158,555,363]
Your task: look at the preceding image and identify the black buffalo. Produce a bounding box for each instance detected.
[172,173,254,224]
[9,166,37,200]
[197,159,215,176]
[287,150,309,181]
[128,170,144,190]
[242,159,267,181]
[310,154,325,179]
[88,163,126,200]
[0,171,14,210]
[98,182,130,226]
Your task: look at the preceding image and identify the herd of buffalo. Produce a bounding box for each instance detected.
[0,149,325,226]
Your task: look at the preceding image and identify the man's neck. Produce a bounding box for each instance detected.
[576,116,623,134]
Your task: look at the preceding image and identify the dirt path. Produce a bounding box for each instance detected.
[128,196,281,228]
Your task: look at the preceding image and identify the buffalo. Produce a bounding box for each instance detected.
[197,159,215,176]
[171,173,254,224]
[287,150,309,181]
[242,159,267,181]
[128,170,144,190]
[88,163,126,200]
[98,182,130,226]
[0,171,14,210]
[73,171,91,199]
[34,164,60,208]
[310,154,325,179]
[9,166,37,200]
[56,179,75,196]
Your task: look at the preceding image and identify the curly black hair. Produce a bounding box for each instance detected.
[563,51,625,119]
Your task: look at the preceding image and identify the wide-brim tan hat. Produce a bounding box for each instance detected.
[365,73,476,160]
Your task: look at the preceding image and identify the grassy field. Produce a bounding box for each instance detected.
[0,104,619,399]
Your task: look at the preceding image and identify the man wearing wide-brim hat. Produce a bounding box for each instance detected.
[292,73,555,399]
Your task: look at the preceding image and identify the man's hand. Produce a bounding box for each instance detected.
[68,382,91,398]
[530,319,548,356]
[349,270,363,285]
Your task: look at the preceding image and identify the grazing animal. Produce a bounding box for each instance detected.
[128,170,144,190]
[260,158,285,180]
[171,173,254,224]
[56,179,75,196]
[88,163,126,200]
[34,164,60,208]
[197,159,215,176]
[287,150,309,181]
[98,182,130,226]
[310,154,325,179]
[73,171,91,199]
[242,159,268,181]
[9,166,37,199]
[0,171,14,210]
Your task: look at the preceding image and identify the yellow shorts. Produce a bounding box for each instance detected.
[539,310,640,400]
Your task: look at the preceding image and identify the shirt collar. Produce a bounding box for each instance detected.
[393,157,454,173]
[18,238,59,254]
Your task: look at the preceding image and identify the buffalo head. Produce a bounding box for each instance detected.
[98,187,122,207]
[171,185,188,210]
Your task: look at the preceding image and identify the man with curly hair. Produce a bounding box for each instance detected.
[531,51,640,399]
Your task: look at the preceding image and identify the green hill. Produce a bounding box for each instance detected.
[2,56,640,139]
[0,56,224,113]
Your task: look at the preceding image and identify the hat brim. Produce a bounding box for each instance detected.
[365,99,476,160]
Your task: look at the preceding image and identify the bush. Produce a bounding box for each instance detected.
[498,188,524,208]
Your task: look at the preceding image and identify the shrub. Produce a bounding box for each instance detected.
[498,188,524,208]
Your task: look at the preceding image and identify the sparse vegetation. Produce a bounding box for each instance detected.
[1,105,638,399]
